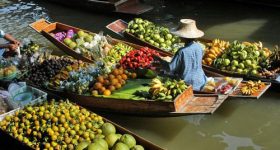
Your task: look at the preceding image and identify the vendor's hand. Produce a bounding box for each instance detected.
[11,40,21,46]
[8,44,19,51]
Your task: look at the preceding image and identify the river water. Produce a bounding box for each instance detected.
[1,0,280,150]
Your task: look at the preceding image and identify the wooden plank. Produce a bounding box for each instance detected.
[28,19,51,33]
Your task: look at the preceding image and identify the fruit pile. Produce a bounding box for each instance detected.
[91,67,137,96]
[20,41,40,56]
[126,18,183,53]
[54,30,113,61]
[241,80,264,95]
[120,47,160,70]
[25,57,74,86]
[202,39,230,66]
[103,43,133,65]
[148,77,188,101]
[0,100,144,150]
[213,41,271,76]
[75,129,144,150]
[48,61,101,95]
[0,65,17,79]
[202,77,239,94]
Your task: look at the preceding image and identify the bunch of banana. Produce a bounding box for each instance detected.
[203,39,230,66]
[149,77,188,101]
[241,80,264,95]
[104,43,133,64]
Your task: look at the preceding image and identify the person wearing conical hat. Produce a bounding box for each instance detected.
[154,19,207,91]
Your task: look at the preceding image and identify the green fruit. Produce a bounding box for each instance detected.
[245,60,252,66]
[154,42,160,47]
[149,40,155,45]
[223,59,230,66]
[160,43,166,48]
[238,63,245,69]
[76,141,90,150]
[251,69,258,75]
[230,66,236,71]
[69,42,77,49]
[85,36,93,42]
[165,34,172,40]
[64,38,72,45]
[119,134,136,148]
[145,37,151,41]
[116,134,122,139]
[112,142,129,150]
[105,134,119,148]
[231,60,239,66]
[132,24,138,29]
[78,31,85,38]
[131,145,145,150]
[139,35,144,40]
[94,138,108,149]
[243,69,249,74]
[159,38,165,43]
[237,68,243,74]
[101,123,116,136]
[153,34,160,40]
[166,40,172,46]
[87,143,106,150]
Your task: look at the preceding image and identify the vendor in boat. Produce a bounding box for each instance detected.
[0,30,21,57]
[154,19,207,91]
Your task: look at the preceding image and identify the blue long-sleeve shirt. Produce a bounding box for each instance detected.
[161,41,207,91]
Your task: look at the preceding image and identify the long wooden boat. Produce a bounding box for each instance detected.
[43,0,153,15]
[44,87,228,117]
[28,19,228,116]
[29,19,171,63]
[123,30,280,87]
[0,100,164,150]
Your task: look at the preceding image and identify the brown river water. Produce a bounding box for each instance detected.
[1,0,280,149]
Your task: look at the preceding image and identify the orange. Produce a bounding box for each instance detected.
[103,90,111,96]
[94,82,103,90]
[116,75,122,81]
[108,85,116,92]
[109,74,115,80]
[131,73,137,79]
[121,74,128,80]
[120,79,126,86]
[118,68,124,74]
[115,83,122,89]
[104,79,110,86]
[97,76,104,83]
[111,78,119,86]
[99,87,106,94]
[112,69,119,76]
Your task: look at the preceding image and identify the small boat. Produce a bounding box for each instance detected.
[29,19,228,116]
[29,19,170,63]
[43,0,153,15]
[44,86,228,117]
[123,30,280,88]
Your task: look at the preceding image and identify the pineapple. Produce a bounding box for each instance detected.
[269,45,280,68]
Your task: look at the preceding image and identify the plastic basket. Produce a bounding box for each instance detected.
[8,85,47,108]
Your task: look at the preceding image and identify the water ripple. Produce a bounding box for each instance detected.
[0,1,51,46]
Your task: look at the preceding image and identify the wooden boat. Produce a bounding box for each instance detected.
[44,87,228,117]
[44,0,153,15]
[29,19,171,63]
[123,30,280,88]
[29,19,229,116]
[0,101,164,150]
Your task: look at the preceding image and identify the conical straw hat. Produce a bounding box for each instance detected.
[171,19,204,39]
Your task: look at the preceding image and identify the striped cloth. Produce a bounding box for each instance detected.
[161,41,207,91]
